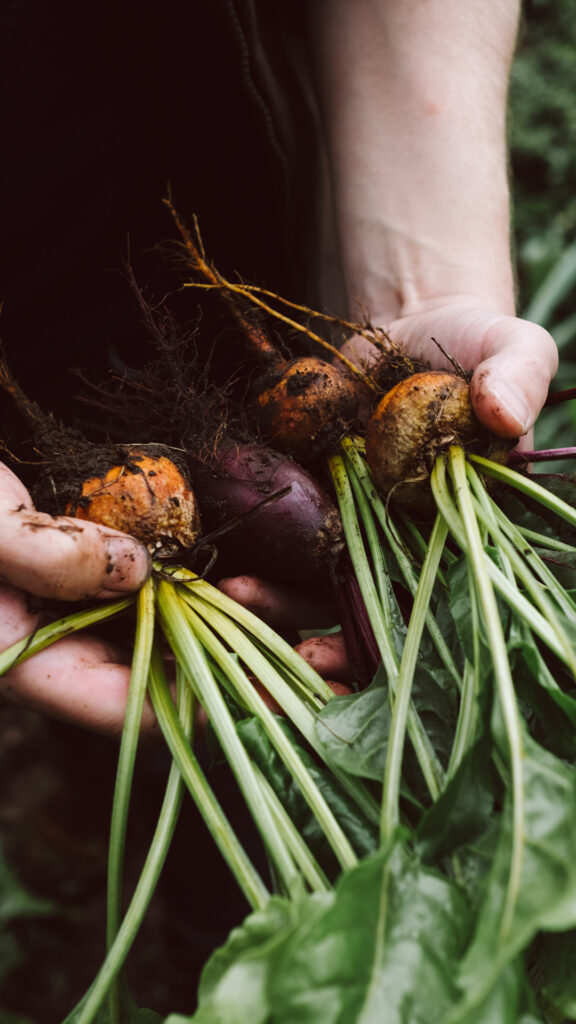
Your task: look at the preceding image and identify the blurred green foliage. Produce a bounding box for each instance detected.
[510,0,576,309]
[509,0,576,449]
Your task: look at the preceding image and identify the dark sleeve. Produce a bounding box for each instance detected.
[0,0,323,440]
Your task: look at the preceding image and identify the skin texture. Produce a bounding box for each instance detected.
[312,0,558,449]
[0,462,155,735]
[0,1,559,733]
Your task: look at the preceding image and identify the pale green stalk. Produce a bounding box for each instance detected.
[177,596,358,871]
[446,659,479,782]
[469,454,576,529]
[341,436,461,687]
[328,452,398,680]
[254,767,332,892]
[147,644,270,911]
[467,467,576,676]
[381,514,449,840]
[180,588,322,743]
[328,452,445,802]
[106,579,156,1024]
[441,447,525,941]
[179,578,381,828]
[345,452,403,638]
[156,580,302,898]
[0,598,134,675]
[162,566,336,703]
[65,652,190,1024]
[432,457,572,666]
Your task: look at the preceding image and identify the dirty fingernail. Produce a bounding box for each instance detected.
[486,380,532,436]
[103,535,152,591]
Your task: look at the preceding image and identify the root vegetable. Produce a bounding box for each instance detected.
[0,360,201,558]
[165,201,372,461]
[66,446,201,558]
[190,441,344,586]
[251,356,363,461]
[365,371,512,511]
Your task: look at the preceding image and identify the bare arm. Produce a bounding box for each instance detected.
[312,0,558,439]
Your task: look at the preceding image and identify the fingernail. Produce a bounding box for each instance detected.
[103,535,152,592]
[486,380,532,436]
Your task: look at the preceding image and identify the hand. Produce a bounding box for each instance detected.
[0,462,154,735]
[341,301,559,447]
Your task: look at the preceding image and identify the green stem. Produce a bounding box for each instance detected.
[469,454,576,530]
[442,447,525,942]
[0,598,134,675]
[156,580,302,898]
[178,578,381,829]
[432,456,573,667]
[64,652,190,1024]
[162,567,336,704]
[147,643,270,910]
[179,596,358,871]
[328,453,399,680]
[328,452,445,802]
[106,579,156,1024]
[254,767,332,892]
[466,465,576,676]
[381,514,449,839]
[341,436,461,687]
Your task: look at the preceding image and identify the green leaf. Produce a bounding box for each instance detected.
[183,894,329,1024]
[532,928,576,1020]
[449,733,576,1019]
[238,717,378,866]
[416,736,496,864]
[268,839,472,1024]
[315,669,392,783]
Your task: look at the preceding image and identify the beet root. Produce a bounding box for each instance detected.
[365,371,513,512]
[64,446,202,557]
[190,441,344,587]
[250,357,363,461]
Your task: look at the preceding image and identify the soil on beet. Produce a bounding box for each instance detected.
[0,702,265,1022]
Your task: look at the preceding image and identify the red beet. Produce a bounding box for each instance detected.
[190,442,344,587]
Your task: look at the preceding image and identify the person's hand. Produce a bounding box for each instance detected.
[0,462,350,734]
[0,461,154,735]
[340,301,559,449]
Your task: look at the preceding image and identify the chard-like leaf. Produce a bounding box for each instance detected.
[449,733,576,1019]
[416,735,495,864]
[238,717,378,869]
[184,894,330,1024]
[315,668,392,783]
[267,839,471,1024]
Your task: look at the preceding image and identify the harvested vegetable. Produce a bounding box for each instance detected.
[65,445,201,557]
[166,199,379,460]
[365,369,512,510]
[190,439,344,585]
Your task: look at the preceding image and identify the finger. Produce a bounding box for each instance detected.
[0,583,158,736]
[470,318,558,438]
[0,463,151,600]
[216,575,336,630]
[2,637,160,736]
[293,632,354,683]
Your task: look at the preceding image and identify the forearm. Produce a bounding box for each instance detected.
[311,0,521,321]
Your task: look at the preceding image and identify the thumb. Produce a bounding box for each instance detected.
[470,318,558,439]
[0,462,151,601]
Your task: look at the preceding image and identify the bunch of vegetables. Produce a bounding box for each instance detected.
[3,214,576,1024]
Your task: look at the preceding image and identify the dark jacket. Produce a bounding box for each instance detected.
[0,1,323,441]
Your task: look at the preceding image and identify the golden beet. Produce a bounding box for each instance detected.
[252,357,361,459]
[66,449,201,557]
[365,371,511,511]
